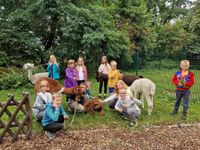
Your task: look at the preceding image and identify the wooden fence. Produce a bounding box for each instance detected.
[0,93,32,143]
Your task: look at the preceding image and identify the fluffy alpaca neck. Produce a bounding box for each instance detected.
[27,69,34,83]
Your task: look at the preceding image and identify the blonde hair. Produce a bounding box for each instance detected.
[110,60,117,66]
[180,60,190,67]
[52,93,62,101]
[49,55,57,64]
[68,59,75,67]
[115,80,127,94]
[39,80,50,91]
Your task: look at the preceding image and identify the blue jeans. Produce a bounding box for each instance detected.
[174,90,190,115]
[109,87,115,94]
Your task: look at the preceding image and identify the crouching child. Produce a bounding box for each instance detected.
[33,80,52,122]
[42,93,69,140]
[115,88,143,126]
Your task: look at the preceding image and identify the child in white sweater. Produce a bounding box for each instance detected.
[115,88,143,126]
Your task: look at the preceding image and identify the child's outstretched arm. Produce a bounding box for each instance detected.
[134,98,143,106]
[60,106,69,119]
[104,94,117,103]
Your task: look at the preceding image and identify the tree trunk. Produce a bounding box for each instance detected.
[44,15,59,50]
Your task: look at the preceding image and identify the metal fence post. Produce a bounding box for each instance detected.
[135,50,139,76]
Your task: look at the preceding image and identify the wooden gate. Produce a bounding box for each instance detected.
[0,92,32,143]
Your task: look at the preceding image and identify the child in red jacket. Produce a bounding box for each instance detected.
[171,60,195,120]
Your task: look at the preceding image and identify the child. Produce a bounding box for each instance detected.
[33,80,52,122]
[108,61,122,94]
[98,55,111,98]
[115,88,143,126]
[76,57,88,85]
[104,80,127,109]
[64,59,78,101]
[68,83,87,112]
[171,60,195,120]
[42,93,68,139]
[47,55,60,80]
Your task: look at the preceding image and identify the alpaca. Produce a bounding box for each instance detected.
[23,63,48,84]
[84,97,104,115]
[95,71,142,86]
[34,77,85,98]
[122,74,143,86]
[128,78,156,115]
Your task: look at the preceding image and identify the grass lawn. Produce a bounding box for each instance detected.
[0,69,200,133]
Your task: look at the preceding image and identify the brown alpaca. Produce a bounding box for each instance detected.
[34,77,84,97]
[84,97,104,115]
[95,72,143,86]
[122,75,143,86]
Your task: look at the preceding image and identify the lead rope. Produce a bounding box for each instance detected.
[68,101,78,126]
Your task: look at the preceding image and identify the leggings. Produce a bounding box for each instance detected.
[43,115,64,133]
[99,77,108,94]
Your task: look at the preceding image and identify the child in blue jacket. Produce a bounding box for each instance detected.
[42,93,69,139]
[47,55,60,80]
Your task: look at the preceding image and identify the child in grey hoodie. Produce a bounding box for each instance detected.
[115,88,143,126]
[33,80,52,122]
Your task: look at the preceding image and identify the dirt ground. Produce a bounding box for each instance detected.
[1,124,200,150]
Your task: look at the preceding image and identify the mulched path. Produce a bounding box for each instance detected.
[1,124,200,150]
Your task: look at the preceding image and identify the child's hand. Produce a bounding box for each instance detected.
[118,108,123,113]
[53,103,59,109]
[124,105,129,109]
[64,115,69,120]
[58,87,65,93]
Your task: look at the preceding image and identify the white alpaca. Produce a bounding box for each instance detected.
[128,78,156,115]
[23,63,48,84]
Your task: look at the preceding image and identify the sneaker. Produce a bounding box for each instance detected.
[121,115,129,121]
[170,110,178,115]
[45,131,56,140]
[129,121,136,127]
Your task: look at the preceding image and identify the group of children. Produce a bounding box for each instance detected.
[33,54,195,139]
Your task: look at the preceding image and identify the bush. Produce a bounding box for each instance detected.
[0,67,29,90]
[0,51,10,67]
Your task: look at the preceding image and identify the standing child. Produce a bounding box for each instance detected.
[171,60,195,120]
[47,55,60,80]
[64,59,78,101]
[108,61,122,94]
[98,55,111,98]
[76,57,88,85]
[42,93,69,140]
[115,88,143,126]
[33,80,52,122]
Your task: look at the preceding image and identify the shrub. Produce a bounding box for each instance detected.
[0,67,29,90]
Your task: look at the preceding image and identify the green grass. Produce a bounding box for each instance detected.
[1,69,200,133]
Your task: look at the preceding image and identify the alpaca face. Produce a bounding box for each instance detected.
[23,63,35,69]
